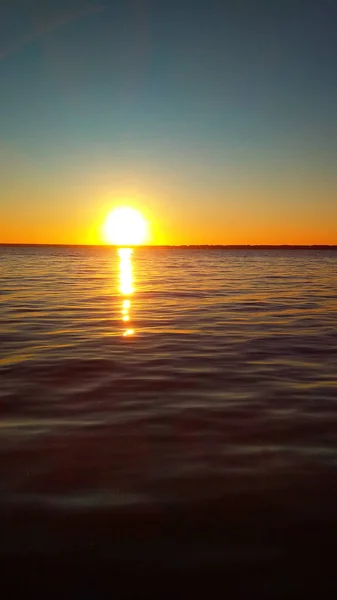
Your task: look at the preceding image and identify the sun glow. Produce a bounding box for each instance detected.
[104,207,148,246]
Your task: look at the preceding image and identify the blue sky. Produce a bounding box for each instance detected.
[1,0,336,243]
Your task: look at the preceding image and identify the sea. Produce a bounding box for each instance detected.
[0,244,336,597]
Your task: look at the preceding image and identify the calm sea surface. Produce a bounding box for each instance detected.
[1,245,336,509]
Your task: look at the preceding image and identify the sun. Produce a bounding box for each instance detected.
[103,207,148,246]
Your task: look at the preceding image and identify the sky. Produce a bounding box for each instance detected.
[1,0,336,245]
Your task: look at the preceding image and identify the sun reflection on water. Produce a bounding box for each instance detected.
[118,248,134,336]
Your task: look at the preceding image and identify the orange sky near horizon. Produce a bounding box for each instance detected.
[1,142,336,246]
[1,207,336,247]
[1,173,336,246]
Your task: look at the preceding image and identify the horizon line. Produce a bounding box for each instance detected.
[1,243,337,249]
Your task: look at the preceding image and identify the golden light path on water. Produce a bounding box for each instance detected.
[118,247,134,337]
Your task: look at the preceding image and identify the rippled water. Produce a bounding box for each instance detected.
[1,245,337,509]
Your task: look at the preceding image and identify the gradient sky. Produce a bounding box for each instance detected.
[1,0,336,245]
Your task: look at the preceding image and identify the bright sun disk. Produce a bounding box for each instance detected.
[104,207,148,246]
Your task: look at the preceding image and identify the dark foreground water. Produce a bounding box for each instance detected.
[0,245,336,598]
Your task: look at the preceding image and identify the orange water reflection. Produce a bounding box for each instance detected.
[118,248,134,336]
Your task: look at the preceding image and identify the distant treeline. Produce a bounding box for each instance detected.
[141,245,337,250]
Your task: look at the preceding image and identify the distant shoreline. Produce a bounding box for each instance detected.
[1,243,337,250]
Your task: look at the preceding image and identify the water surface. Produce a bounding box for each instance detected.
[1,245,336,509]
